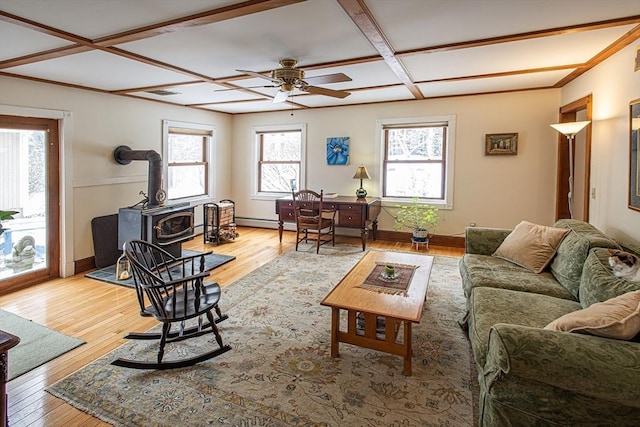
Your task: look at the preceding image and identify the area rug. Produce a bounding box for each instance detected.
[0,309,85,381]
[85,249,235,288]
[47,243,473,426]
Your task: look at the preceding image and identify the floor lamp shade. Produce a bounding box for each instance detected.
[550,121,590,137]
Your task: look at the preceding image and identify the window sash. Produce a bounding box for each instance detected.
[382,124,448,200]
[163,120,214,202]
[258,131,302,193]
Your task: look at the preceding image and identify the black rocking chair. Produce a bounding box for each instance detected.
[111,239,231,369]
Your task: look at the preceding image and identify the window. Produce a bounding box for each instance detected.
[162,120,214,202]
[378,116,455,208]
[253,124,306,196]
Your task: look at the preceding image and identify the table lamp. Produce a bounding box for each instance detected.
[353,165,370,199]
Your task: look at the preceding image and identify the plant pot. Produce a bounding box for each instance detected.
[412,229,429,242]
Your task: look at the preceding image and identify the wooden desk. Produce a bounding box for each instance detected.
[1,330,20,427]
[275,196,381,250]
[321,250,433,375]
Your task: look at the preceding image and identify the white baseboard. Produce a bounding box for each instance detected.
[236,217,291,230]
[235,217,363,237]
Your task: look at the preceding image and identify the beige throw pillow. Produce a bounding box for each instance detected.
[493,221,570,273]
[544,290,640,340]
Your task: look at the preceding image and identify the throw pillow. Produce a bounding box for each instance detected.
[544,290,640,340]
[492,220,570,273]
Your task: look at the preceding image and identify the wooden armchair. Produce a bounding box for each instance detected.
[292,189,336,254]
[112,240,231,369]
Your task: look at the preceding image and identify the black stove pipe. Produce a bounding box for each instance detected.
[113,145,163,208]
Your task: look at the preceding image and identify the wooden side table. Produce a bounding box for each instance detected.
[0,330,20,427]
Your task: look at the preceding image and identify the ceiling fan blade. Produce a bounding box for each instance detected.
[273,89,290,103]
[215,85,278,92]
[236,69,281,84]
[304,73,352,85]
[304,85,351,99]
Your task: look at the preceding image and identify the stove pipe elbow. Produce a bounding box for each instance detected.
[113,145,163,207]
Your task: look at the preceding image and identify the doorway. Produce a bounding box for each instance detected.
[0,115,60,293]
[555,95,592,221]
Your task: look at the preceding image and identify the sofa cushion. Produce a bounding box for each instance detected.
[492,221,569,273]
[580,248,640,308]
[545,290,640,340]
[460,254,575,301]
[469,287,580,368]
[550,219,620,299]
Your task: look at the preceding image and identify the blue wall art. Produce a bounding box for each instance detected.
[326,137,350,165]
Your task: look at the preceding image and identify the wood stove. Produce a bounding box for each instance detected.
[112,145,195,257]
[118,204,194,258]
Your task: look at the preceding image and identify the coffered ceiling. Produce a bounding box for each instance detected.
[1,0,639,114]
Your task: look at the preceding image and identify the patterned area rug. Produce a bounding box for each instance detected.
[47,244,473,426]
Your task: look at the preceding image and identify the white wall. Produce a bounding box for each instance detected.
[1,76,231,274]
[232,90,562,236]
[560,43,640,245]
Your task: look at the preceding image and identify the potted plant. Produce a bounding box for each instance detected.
[0,210,18,237]
[392,197,439,242]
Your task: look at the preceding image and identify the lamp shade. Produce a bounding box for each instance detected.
[353,165,370,180]
[550,121,590,137]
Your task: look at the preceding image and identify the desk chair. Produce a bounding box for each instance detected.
[292,189,336,254]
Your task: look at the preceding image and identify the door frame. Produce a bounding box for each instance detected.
[555,95,593,221]
[0,115,61,292]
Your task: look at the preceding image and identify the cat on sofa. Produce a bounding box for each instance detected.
[608,249,640,282]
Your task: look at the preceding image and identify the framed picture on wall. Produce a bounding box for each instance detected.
[485,133,518,155]
[629,99,640,211]
[326,137,350,165]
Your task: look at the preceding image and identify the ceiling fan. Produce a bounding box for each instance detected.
[234,59,352,103]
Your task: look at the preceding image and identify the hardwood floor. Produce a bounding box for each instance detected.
[2,227,463,427]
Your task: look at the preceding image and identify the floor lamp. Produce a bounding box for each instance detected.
[550,120,590,219]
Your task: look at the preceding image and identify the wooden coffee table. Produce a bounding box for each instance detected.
[321,250,433,375]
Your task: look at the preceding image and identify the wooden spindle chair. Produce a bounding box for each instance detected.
[292,189,336,254]
[111,240,231,369]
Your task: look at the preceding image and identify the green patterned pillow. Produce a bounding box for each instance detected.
[550,219,620,299]
[580,248,640,308]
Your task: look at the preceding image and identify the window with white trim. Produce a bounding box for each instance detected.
[254,124,306,196]
[378,116,455,207]
[162,120,214,202]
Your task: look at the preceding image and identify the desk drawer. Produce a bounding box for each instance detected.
[280,207,295,222]
[340,204,363,214]
[338,211,362,227]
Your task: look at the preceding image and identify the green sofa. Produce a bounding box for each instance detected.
[459,219,640,426]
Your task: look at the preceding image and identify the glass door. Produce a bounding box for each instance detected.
[0,115,60,291]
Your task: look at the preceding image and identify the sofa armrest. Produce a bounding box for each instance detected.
[484,323,640,408]
[464,227,511,255]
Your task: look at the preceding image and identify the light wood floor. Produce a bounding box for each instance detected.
[2,227,463,427]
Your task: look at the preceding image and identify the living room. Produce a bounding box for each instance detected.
[1,1,639,426]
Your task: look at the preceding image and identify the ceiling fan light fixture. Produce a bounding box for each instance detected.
[236,58,352,103]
